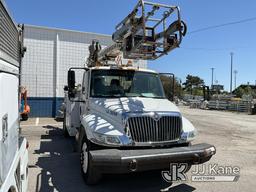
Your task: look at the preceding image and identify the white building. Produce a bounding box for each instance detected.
[21,25,147,117]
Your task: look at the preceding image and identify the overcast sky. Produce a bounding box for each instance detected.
[6,0,256,90]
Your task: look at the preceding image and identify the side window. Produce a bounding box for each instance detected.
[160,73,175,101]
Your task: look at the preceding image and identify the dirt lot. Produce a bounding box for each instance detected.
[21,107,256,192]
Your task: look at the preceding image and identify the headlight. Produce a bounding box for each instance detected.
[180,130,196,141]
[93,132,121,145]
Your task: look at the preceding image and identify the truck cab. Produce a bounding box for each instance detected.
[63,0,215,185]
[64,66,216,184]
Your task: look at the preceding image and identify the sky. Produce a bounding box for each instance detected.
[5,0,256,91]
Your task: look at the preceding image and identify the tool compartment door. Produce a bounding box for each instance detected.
[0,73,19,184]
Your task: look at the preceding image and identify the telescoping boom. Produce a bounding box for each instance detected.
[87,0,187,67]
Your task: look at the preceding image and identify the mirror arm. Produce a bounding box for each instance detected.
[69,99,86,103]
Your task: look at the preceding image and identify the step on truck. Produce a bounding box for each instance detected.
[63,0,216,184]
[0,0,28,191]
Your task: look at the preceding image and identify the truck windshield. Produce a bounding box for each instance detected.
[90,70,165,98]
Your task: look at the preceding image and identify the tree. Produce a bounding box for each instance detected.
[160,75,183,100]
[234,87,245,98]
[234,86,256,98]
[183,75,205,95]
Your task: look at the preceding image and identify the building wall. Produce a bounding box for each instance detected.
[21,25,147,117]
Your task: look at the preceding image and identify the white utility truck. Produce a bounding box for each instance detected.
[64,0,216,184]
[0,0,29,191]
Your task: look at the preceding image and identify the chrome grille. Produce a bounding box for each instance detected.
[127,115,182,142]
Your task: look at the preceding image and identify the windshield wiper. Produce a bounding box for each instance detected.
[152,96,165,99]
[93,94,124,98]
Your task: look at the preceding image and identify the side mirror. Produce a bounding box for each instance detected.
[66,67,89,102]
[68,70,76,98]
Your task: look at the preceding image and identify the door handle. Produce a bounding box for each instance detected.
[2,114,8,142]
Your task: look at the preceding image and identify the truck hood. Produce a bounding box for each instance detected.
[83,97,193,142]
[90,97,180,115]
[86,97,181,136]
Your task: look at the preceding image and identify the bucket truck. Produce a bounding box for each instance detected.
[64,0,216,184]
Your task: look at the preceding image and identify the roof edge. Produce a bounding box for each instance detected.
[24,24,112,37]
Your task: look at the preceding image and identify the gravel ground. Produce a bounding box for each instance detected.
[21,107,256,192]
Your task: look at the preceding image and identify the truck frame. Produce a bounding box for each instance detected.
[0,0,28,191]
[64,0,216,185]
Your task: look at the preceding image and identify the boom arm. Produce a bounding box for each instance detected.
[87,0,187,67]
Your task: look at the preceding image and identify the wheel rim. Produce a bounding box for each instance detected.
[81,142,88,173]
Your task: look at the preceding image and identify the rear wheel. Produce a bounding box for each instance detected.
[80,138,101,185]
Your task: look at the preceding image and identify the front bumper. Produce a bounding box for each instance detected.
[89,143,216,173]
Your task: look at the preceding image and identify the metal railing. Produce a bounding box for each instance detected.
[208,100,254,114]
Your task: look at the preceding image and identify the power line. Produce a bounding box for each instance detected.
[188,16,256,34]
[180,47,231,51]
[180,46,252,52]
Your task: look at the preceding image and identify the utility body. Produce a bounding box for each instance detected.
[0,0,28,191]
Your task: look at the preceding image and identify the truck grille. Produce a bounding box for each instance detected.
[127,115,182,142]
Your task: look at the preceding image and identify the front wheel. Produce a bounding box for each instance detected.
[80,138,101,185]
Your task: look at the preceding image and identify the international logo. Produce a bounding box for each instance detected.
[152,112,161,121]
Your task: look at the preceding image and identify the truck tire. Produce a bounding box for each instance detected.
[80,138,101,185]
[21,113,28,121]
[63,112,69,137]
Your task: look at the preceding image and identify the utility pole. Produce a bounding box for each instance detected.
[234,70,238,90]
[210,68,215,89]
[230,52,234,94]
